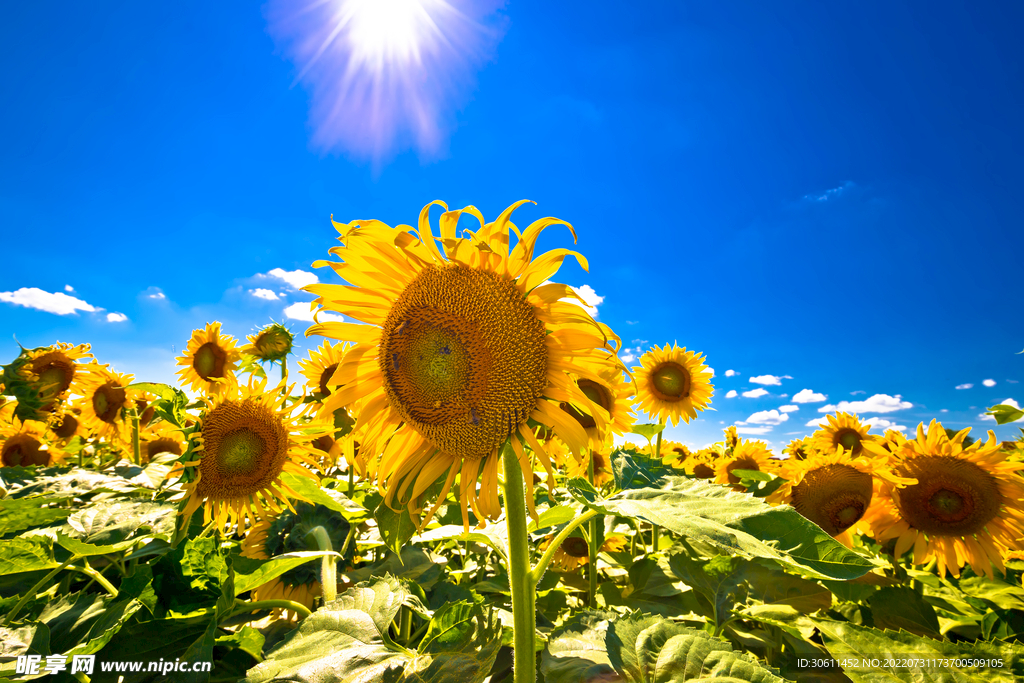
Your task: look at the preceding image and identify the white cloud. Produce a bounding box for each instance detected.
[742,388,769,398]
[955,383,974,390]
[264,268,318,290]
[724,369,736,377]
[792,388,827,403]
[779,405,799,413]
[863,417,907,432]
[0,287,99,315]
[283,301,344,323]
[850,390,865,395]
[816,393,913,414]
[563,284,604,318]
[106,312,129,323]
[736,426,775,435]
[980,398,1020,421]
[983,379,996,387]
[805,416,828,428]
[621,353,635,363]
[803,181,855,203]
[746,409,789,426]
[64,285,74,292]
[725,390,738,399]
[749,374,791,386]
[251,288,280,301]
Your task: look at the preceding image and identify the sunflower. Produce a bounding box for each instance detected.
[242,323,294,363]
[768,445,913,547]
[240,502,353,615]
[538,533,628,572]
[810,412,883,459]
[1,342,92,419]
[714,439,774,490]
[1,416,64,467]
[304,200,622,528]
[559,354,635,449]
[631,344,713,427]
[658,440,691,468]
[783,438,812,461]
[74,364,135,442]
[566,440,615,487]
[723,426,739,451]
[176,322,241,396]
[299,340,352,400]
[141,421,188,463]
[864,420,1024,578]
[685,448,719,479]
[180,377,327,530]
[49,408,83,443]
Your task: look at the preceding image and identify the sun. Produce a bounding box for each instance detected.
[342,0,435,67]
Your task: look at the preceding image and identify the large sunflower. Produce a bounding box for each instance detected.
[74,364,135,442]
[304,200,622,528]
[810,412,883,459]
[1,416,64,467]
[176,322,241,396]
[180,377,327,530]
[864,420,1024,578]
[768,445,913,547]
[632,344,713,427]
[714,439,774,490]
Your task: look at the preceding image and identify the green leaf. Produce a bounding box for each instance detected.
[566,478,615,515]
[611,447,673,491]
[630,423,666,440]
[730,470,786,498]
[0,621,50,680]
[233,550,340,597]
[574,476,876,580]
[0,496,73,534]
[869,586,942,638]
[527,505,578,532]
[280,471,371,523]
[0,535,59,575]
[413,524,508,562]
[814,619,1024,681]
[182,536,229,592]
[409,600,503,682]
[217,625,266,661]
[375,498,419,558]
[541,611,617,683]
[64,500,177,545]
[959,574,1024,611]
[986,404,1024,424]
[176,616,219,683]
[55,530,140,557]
[333,574,407,636]
[39,591,109,654]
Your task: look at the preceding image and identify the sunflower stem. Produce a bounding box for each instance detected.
[280,357,288,387]
[348,466,355,498]
[130,408,141,466]
[501,439,536,683]
[3,555,79,626]
[71,563,119,598]
[587,451,599,608]
[309,526,337,604]
[531,508,600,585]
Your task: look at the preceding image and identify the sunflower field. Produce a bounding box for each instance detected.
[2,200,1024,683]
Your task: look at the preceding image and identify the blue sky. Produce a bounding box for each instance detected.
[2,1,1022,449]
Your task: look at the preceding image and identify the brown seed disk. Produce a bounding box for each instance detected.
[379,264,548,461]
[893,456,1003,536]
[195,398,289,500]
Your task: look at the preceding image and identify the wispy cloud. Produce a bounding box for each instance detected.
[850,390,865,395]
[742,388,769,398]
[749,374,791,386]
[805,416,828,428]
[817,393,913,414]
[283,301,344,323]
[791,388,827,403]
[251,288,281,301]
[0,287,99,316]
[956,383,974,390]
[803,180,855,202]
[261,268,319,290]
[746,409,789,426]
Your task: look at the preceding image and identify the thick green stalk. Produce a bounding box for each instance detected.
[651,431,662,552]
[587,452,598,607]
[131,409,141,466]
[3,556,77,625]
[501,440,536,683]
[309,526,337,604]
[281,357,288,385]
[532,508,600,584]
